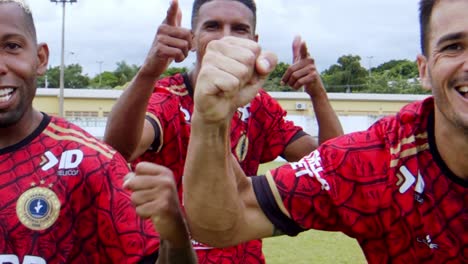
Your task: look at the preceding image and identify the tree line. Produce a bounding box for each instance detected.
[38,55,429,94]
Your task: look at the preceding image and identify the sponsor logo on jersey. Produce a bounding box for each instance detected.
[417,235,439,249]
[238,103,251,123]
[0,255,46,264]
[290,150,330,191]
[397,166,425,195]
[40,150,83,176]
[180,106,191,122]
[16,187,61,231]
[235,134,249,162]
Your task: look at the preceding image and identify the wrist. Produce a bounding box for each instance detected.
[158,239,197,264]
[138,58,170,80]
[306,84,328,101]
[191,110,232,127]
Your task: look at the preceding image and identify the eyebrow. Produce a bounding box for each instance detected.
[201,19,251,28]
[0,33,26,41]
[436,32,467,46]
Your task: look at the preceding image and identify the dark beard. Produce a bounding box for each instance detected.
[0,110,24,128]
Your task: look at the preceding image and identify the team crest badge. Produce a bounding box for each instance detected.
[235,134,249,162]
[16,187,61,231]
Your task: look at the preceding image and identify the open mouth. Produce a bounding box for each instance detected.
[456,86,468,99]
[0,88,15,103]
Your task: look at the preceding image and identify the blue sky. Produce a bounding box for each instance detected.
[29,0,420,77]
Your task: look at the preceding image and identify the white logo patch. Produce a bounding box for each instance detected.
[41,150,84,176]
[0,255,46,264]
[180,106,191,122]
[238,103,251,123]
[290,150,330,191]
[398,166,416,194]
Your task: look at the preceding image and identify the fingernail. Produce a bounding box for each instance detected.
[123,178,131,188]
[259,59,270,71]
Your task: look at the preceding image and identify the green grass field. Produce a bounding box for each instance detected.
[258,162,367,263]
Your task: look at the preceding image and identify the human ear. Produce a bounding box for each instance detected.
[417,54,432,91]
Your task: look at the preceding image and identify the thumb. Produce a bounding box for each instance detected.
[176,5,182,27]
[256,51,278,77]
[164,0,179,26]
[292,35,302,63]
[300,41,309,59]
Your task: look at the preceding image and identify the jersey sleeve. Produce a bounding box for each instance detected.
[94,153,160,263]
[258,91,306,163]
[253,118,394,239]
[145,89,179,153]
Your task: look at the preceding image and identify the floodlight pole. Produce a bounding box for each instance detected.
[50,0,77,117]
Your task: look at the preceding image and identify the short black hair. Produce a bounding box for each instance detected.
[0,0,37,43]
[419,0,439,56]
[191,0,257,31]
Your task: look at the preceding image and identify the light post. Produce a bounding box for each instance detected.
[367,56,374,78]
[50,0,77,117]
[97,61,104,87]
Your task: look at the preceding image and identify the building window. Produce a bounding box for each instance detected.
[65,111,99,118]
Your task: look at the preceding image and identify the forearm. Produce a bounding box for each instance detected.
[104,71,157,160]
[309,88,343,144]
[183,113,245,246]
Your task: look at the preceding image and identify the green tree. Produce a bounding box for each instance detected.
[365,71,428,94]
[114,61,139,86]
[264,62,292,92]
[37,64,90,88]
[372,59,419,79]
[321,55,368,92]
[90,71,119,88]
[161,66,189,77]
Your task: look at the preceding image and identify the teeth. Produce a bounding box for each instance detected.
[0,94,12,102]
[0,88,14,102]
[458,86,468,93]
[0,88,14,96]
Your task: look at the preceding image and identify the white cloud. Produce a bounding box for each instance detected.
[27,0,421,76]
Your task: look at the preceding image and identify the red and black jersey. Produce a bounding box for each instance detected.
[135,73,305,263]
[0,114,159,263]
[253,97,467,263]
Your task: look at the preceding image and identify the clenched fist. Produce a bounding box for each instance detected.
[194,36,277,123]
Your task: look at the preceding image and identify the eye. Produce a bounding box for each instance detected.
[4,42,22,51]
[204,22,219,31]
[234,26,250,33]
[441,43,462,52]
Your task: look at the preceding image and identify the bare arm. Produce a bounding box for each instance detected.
[183,37,278,247]
[104,0,191,161]
[124,162,197,264]
[185,117,274,247]
[308,81,343,144]
[281,36,343,157]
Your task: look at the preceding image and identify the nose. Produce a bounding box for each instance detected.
[463,50,468,72]
[221,25,233,37]
[0,58,7,76]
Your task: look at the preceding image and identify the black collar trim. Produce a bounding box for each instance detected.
[427,111,468,187]
[182,72,194,98]
[0,113,51,155]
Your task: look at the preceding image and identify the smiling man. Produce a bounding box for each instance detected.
[0,0,195,263]
[177,0,468,263]
[104,0,343,263]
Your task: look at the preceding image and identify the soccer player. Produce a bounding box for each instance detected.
[104,0,343,262]
[0,0,195,263]
[182,0,466,263]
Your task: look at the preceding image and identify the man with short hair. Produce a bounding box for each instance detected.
[104,0,343,263]
[0,0,195,263]
[177,0,467,262]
